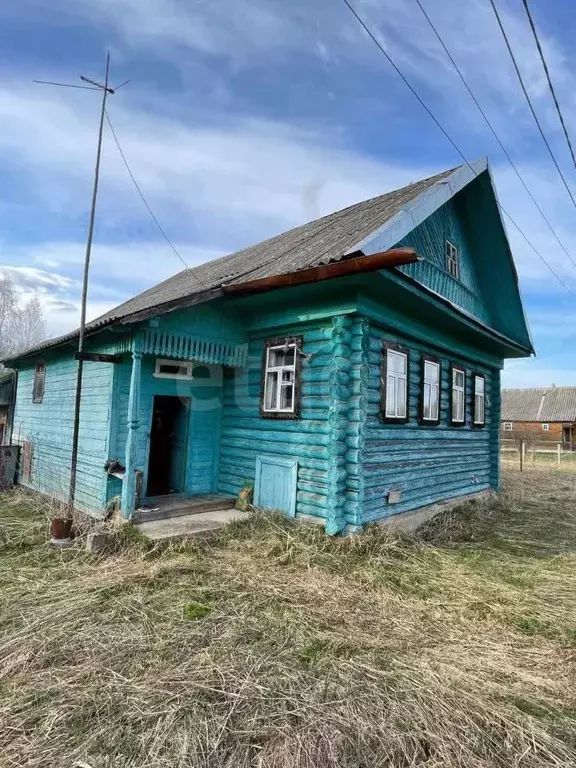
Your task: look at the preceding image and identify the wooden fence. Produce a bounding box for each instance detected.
[501,439,576,469]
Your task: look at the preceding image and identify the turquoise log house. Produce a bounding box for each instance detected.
[3,159,533,534]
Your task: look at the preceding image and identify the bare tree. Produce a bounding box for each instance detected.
[0,276,45,359]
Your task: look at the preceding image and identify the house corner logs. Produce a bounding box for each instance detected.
[325,315,353,535]
[345,316,370,529]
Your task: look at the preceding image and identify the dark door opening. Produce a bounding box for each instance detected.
[147,395,189,496]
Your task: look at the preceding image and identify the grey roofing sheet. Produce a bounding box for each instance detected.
[502,387,576,422]
[6,165,457,360]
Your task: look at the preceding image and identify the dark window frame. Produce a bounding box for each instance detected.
[32,361,46,404]
[260,336,303,420]
[472,372,486,428]
[450,363,466,427]
[380,342,410,425]
[419,354,441,426]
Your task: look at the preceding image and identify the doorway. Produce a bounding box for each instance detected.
[147,395,190,496]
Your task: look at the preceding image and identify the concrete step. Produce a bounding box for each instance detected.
[135,507,250,541]
[136,494,236,523]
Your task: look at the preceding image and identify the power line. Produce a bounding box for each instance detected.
[339,0,574,295]
[488,0,576,213]
[104,110,191,272]
[412,0,576,272]
[521,0,576,168]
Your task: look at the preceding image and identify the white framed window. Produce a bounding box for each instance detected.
[262,339,300,417]
[422,357,440,422]
[451,365,465,424]
[473,374,485,426]
[153,359,194,380]
[33,361,46,403]
[542,423,550,431]
[383,346,408,421]
[445,240,459,279]
[503,422,513,431]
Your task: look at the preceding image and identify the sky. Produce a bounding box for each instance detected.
[1,0,576,387]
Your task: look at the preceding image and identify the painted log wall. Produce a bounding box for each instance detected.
[110,356,223,499]
[12,355,114,513]
[361,320,498,522]
[217,318,365,528]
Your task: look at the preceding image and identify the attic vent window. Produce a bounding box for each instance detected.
[445,240,459,279]
[154,359,194,380]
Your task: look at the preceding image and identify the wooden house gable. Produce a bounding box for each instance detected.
[345,159,533,354]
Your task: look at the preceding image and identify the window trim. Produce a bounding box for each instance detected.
[153,358,194,380]
[445,239,459,280]
[450,363,466,426]
[260,336,303,420]
[419,354,441,425]
[472,372,486,428]
[503,421,513,431]
[381,342,410,424]
[32,361,46,403]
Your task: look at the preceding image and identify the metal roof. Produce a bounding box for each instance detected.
[502,387,576,423]
[3,165,460,361]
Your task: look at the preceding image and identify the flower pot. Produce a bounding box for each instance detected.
[50,518,73,540]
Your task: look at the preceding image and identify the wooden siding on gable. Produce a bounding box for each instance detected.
[360,320,499,522]
[395,198,493,327]
[12,356,114,514]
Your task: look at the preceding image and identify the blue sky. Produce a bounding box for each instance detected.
[1,0,576,386]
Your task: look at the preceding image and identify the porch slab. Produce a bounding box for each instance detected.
[135,507,249,541]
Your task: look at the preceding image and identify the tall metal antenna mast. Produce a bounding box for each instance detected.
[34,53,128,512]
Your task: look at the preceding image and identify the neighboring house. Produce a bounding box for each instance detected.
[501,387,576,450]
[0,370,15,445]
[2,158,533,534]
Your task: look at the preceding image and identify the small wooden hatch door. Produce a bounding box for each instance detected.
[254,455,298,517]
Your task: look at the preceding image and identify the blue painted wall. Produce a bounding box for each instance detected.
[12,353,114,514]
[218,321,333,520]
[110,355,223,501]
[359,318,499,522]
[395,197,493,327]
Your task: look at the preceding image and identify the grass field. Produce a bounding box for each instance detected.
[1,467,576,767]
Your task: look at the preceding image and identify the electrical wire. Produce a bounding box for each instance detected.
[521,0,576,169]
[413,0,576,272]
[488,0,576,213]
[104,110,192,273]
[339,0,574,295]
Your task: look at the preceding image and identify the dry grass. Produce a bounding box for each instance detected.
[1,467,576,767]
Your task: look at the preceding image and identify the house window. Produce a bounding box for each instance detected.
[542,423,550,431]
[473,374,486,426]
[451,365,465,424]
[445,240,459,279]
[32,362,45,403]
[261,337,301,419]
[422,357,440,423]
[153,359,194,379]
[382,345,409,422]
[503,422,513,431]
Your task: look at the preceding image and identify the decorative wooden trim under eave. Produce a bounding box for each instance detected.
[259,335,303,420]
[471,370,486,429]
[418,353,441,426]
[380,341,410,425]
[449,362,466,427]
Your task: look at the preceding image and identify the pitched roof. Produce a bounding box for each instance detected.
[4,165,458,361]
[502,387,576,423]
